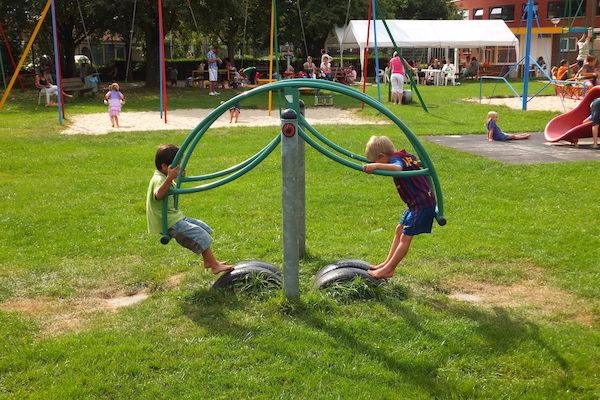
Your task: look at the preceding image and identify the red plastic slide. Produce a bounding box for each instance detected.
[544,86,600,143]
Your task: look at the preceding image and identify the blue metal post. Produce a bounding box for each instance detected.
[522,0,534,111]
[50,0,62,125]
[372,0,381,102]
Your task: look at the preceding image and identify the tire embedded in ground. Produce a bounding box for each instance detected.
[212,261,283,289]
[313,267,386,290]
[314,259,371,280]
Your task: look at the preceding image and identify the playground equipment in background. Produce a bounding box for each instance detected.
[551,76,586,100]
[545,86,600,145]
[159,79,445,299]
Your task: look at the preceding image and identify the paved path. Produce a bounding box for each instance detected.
[422,132,600,164]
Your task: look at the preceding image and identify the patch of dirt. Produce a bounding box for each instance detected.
[447,279,595,326]
[61,107,390,135]
[464,95,579,112]
[0,290,150,336]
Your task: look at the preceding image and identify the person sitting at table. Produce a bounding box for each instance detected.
[242,66,257,85]
[346,65,357,85]
[428,58,441,70]
[303,56,317,78]
[320,58,333,80]
[460,56,479,79]
[35,66,73,106]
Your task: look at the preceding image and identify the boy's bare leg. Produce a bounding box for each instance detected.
[368,234,413,279]
[201,247,233,274]
[592,125,599,148]
[509,133,530,140]
[234,111,239,123]
[371,224,403,270]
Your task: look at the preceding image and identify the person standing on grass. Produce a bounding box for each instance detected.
[104,82,124,128]
[389,52,406,105]
[207,45,222,96]
[363,136,437,279]
[486,111,530,141]
[146,144,233,274]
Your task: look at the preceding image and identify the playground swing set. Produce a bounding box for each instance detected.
[479,0,597,110]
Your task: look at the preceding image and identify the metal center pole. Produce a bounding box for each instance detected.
[280,87,304,299]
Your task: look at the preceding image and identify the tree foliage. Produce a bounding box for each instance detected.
[0,0,461,85]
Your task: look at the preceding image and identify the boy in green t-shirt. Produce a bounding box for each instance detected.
[146,144,232,274]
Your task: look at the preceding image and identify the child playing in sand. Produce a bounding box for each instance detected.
[146,144,233,274]
[229,102,240,123]
[486,111,530,141]
[104,82,124,128]
[363,136,437,279]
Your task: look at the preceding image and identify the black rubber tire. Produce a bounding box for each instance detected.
[232,260,282,276]
[314,259,371,280]
[212,265,283,289]
[402,89,412,104]
[313,267,386,289]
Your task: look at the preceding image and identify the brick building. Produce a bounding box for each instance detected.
[453,0,600,74]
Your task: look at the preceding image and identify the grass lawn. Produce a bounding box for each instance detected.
[0,80,598,399]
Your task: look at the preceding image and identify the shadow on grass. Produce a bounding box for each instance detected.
[181,284,572,396]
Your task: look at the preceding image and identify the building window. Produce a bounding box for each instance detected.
[521,3,539,20]
[548,1,585,19]
[484,46,517,64]
[560,37,577,52]
[474,8,484,20]
[489,5,515,21]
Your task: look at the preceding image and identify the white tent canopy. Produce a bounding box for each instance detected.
[325,19,519,75]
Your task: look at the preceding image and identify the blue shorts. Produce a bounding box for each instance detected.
[400,206,436,236]
[493,133,509,141]
[168,216,214,254]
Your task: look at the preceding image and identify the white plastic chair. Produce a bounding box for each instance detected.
[37,87,57,105]
[444,68,457,86]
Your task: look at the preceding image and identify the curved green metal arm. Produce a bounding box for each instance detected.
[161,79,445,244]
[172,134,280,195]
[298,127,429,177]
[299,115,369,163]
[180,135,280,182]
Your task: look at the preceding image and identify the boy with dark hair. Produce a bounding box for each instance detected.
[363,136,437,279]
[146,144,232,274]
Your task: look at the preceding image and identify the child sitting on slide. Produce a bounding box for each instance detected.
[146,144,233,274]
[486,111,530,141]
[362,136,437,279]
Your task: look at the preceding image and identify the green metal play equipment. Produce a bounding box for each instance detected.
[160,79,445,299]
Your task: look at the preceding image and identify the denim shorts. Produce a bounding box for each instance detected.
[400,206,436,236]
[168,217,214,254]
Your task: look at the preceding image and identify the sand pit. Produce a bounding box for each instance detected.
[467,95,580,112]
[62,107,389,135]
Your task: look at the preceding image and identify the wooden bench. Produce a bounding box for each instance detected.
[62,77,93,96]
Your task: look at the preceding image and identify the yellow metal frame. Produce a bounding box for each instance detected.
[0,0,52,111]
